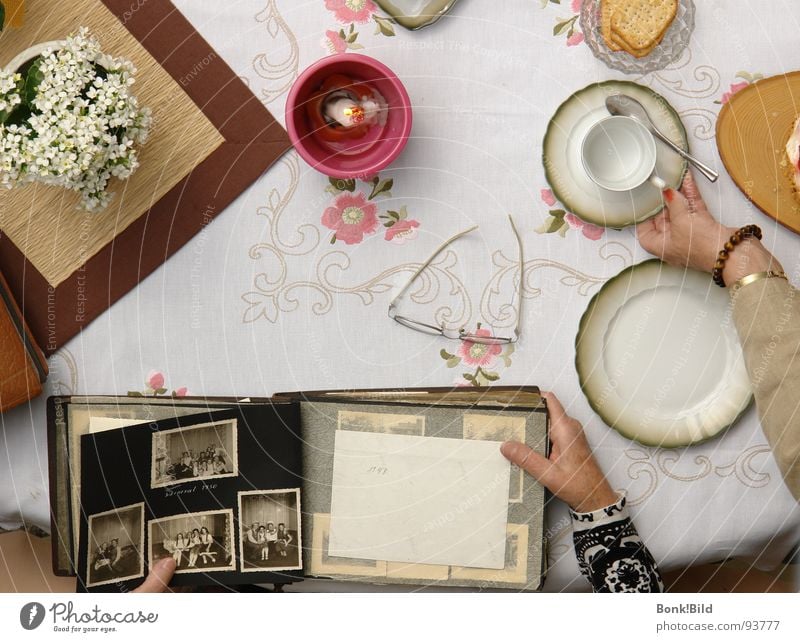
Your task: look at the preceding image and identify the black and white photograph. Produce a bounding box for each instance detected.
[151,419,238,489]
[238,489,302,572]
[338,410,425,436]
[149,509,236,574]
[86,502,145,589]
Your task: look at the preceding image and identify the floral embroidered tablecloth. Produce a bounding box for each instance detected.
[2,0,800,591]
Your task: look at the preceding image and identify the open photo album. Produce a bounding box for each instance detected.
[47,388,549,592]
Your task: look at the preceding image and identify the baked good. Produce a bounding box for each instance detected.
[787,114,800,199]
[601,0,677,58]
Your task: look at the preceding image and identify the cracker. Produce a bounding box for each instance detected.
[601,0,622,52]
[611,32,658,58]
[611,0,677,51]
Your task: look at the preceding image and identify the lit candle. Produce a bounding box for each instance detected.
[324,95,380,129]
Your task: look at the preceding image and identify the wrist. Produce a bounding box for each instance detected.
[722,237,778,285]
[572,482,619,513]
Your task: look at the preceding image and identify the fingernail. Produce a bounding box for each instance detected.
[662,189,674,202]
[157,557,176,570]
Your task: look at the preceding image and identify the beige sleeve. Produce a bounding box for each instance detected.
[731,277,800,501]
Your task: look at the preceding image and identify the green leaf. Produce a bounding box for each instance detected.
[155,387,168,395]
[440,349,455,360]
[330,234,337,244]
[346,31,359,43]
[446,357,461,368]
[347,42,365,50]
[386,210,400,221]
[535,209,568,235]
[481,370,500,382]
[462,373,475,381]
[553,15,577,36]
[383,221,393,227]
[127,391,144,397]
[373,15,396,37]
[349,23,355,34]
[501,343,515,367]
[397,205,408,220]
[23,57,44,107]
[328,177,355,193]
[368,177,393,200]
[3,104,31,127]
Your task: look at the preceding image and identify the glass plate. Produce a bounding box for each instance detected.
[375,0,460,30]
[579,0,695,75]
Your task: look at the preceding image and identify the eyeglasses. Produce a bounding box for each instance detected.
[388,215,523,345]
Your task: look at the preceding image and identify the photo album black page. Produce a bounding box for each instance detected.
[77,403,304,592]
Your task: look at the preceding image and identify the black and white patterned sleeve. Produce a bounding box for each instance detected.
[570,493,664,593]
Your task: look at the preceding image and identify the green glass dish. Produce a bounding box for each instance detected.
[375,0,460,30]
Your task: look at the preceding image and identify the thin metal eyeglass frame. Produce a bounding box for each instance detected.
[387,215,523,345]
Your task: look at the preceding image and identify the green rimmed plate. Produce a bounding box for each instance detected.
[543,81,688,228]
[375,0,459,30]
[575,260,752,448]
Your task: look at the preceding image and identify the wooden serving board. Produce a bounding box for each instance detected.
[716,71,800,235]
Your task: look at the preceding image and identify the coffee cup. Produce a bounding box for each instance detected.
[581,116,665,191]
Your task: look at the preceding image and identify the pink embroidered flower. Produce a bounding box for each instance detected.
[322,192,379,244]
[323,29,347,54]
[540,188,557,207]
[720,81,749,104]
[174,387,188,397]
[385,219,420,244]
[457,329,503,367]
[567,31,585,47]
[565,212,604,240]
[146,370,165,390]
[571,0,583,12]
[325,0,377,24]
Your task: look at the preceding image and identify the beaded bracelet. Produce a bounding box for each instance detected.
[711,224,763,288]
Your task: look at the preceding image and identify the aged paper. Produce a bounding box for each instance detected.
[328,431,510,569]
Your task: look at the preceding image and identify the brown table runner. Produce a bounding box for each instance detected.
[0,0,291,354]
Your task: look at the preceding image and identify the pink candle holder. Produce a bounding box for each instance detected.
[285,54,412,179]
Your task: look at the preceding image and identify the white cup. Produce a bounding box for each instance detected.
[581,116,665,191]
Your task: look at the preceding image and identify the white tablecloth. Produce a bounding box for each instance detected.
[2,0,800,591]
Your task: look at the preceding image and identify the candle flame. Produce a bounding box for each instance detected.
[343,105,366,125]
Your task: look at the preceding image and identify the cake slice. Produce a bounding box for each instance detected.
[787,114,800,200]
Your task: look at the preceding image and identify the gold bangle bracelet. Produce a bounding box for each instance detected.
[730,270,788,294]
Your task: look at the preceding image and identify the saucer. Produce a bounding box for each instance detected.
[543,80,688,228]
[375,0,460,30]
[576,260,752,447]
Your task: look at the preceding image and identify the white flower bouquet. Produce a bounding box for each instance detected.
[0,27,152,212]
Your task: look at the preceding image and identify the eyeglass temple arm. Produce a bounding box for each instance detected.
[388,224,480,314]
[508,214,523,341]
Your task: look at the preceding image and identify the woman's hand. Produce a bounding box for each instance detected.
[636,171,780,283]
[132,557,176,593]
[500,392,617,513]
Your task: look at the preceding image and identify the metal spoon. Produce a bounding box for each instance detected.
[606,94,719,183]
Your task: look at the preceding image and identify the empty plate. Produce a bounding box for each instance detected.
[575,260,752,447]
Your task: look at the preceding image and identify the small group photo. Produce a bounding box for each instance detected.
[151,419,238,488]
[148,509,236,574]
[238,489,302,572]
[86,502,145,588]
